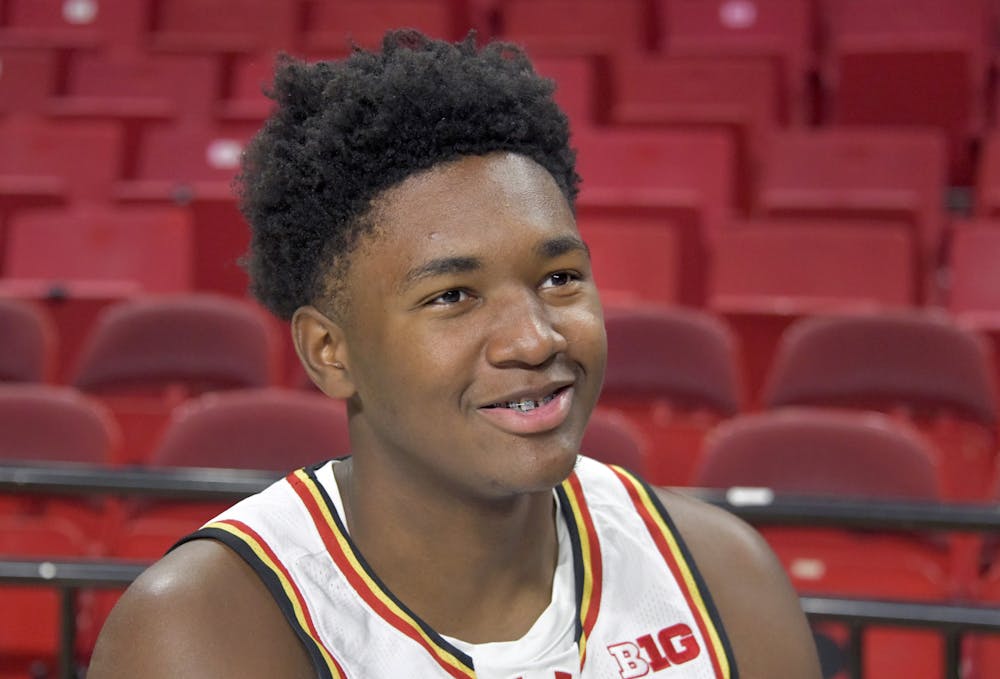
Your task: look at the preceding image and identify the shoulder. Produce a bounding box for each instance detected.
[654,488,822,679]
[88,538,315,679]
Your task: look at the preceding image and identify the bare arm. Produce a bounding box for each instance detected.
[87,540,315,679]
[656,489,822,679]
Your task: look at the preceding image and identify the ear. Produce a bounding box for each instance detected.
[291,306,356,399]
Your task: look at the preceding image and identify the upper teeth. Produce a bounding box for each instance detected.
[496,393,557,412]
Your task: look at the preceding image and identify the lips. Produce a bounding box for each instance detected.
[477,385,575,435]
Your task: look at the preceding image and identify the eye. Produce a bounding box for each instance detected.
[428,289,469,305]
[541,271,580,288]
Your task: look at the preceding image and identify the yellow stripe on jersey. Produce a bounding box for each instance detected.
[205,520,347,679]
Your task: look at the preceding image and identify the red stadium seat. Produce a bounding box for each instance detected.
[762,311,999,500]
[0,117,122,221]
[0,298,56,383]
[532,55,600,130]
[755,128,948,270]
[659,0,814,124]
[823,0,989,181]
[574,128,735,305]
[0,0,147,50]
[301,0,462,54]
[497,0,652,56]
[949,220,1000,315]
[0,515,96,678]
[151,388,350,472]
[577,216,681,306]
[3,204,194,294]
[52,52,222,122]
[0,384,121,545]
[599,303,743,486]
[608,54,778,210]
[0,48,57,115]
[149,0,295,53]
[709,219,916,402]
[581,408,647,475]
[694,407,952,679]
[0,280,138,384]
[72,295,282,463]
[118,118,260,294]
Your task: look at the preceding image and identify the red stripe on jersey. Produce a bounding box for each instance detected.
[608,467,730,678]
[562,471,604,664]
[286,470,475,679]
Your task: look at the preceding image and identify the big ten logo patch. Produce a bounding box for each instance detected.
[606,624,701,678]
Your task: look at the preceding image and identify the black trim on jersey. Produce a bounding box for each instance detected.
[301,466,477,672]
[175,526,336,679]
[554,483,586,648]
[625,470,741,679]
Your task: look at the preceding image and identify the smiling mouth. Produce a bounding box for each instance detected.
[483,386,568,412]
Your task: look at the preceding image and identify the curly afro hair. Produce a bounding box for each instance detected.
[237,29,580,321]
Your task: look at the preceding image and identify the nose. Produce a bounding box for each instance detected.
[484,291,569,368]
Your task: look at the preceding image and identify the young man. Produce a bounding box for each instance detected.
[89,31,821,678]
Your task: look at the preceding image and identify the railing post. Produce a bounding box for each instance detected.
[944,629,962,679]
[59,587,77,679]
[848,624,864,679]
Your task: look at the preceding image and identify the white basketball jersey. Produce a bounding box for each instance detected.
[179,456,738,679]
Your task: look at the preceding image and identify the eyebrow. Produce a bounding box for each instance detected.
[399,235,590,293]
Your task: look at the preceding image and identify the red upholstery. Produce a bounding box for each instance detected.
[0,48,57,115]
[151,388,350,472]
[659,0,814,123]
[4,204,194,294]
[709,219,915,402]
[498,0,651,56]
[0,384,119,464]
[72,295,281,463]
[0,298,56,383]
[574,128,735,305]
[599,304,742,485]
[149,0,295,53]
[763,312,999,499]
[608,54,777,210]
[581,408,647,475]
[695,407,952,679]
[756,127,948,267]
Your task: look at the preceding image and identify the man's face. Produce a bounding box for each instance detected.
[336,152,606,500]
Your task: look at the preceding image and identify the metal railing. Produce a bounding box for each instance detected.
[2,462,1000,679]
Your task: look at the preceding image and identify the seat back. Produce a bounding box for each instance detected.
[763,311,997,424]
[0,384,119,464]
[581,409,646,475]
[151,388,350,471]
[73,294,279,394]
[0,298,56,383]
[695,408,940,499]
[4,204,194,294]
[949,220,1000,314]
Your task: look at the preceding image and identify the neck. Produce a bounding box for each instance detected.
[333,457,561,643]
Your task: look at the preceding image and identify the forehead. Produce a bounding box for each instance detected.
[359,152,578,277]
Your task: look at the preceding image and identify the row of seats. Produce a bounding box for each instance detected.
[7,121,1000,301]
[1,387,999,678]
[2,295,997,497]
